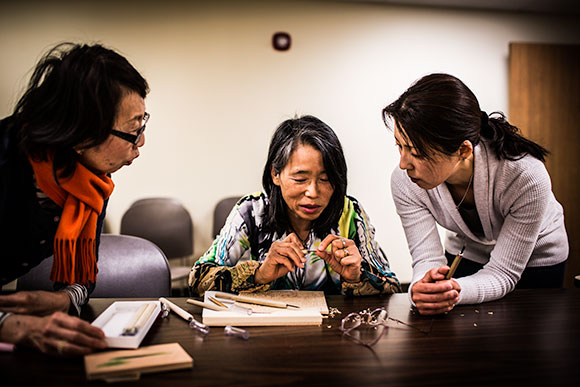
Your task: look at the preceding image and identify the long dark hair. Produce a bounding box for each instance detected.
[14,42,149,179]
[261,115,347,238]
[382,73,548,161]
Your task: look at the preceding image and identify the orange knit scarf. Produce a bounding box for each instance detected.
[29,156,114,285]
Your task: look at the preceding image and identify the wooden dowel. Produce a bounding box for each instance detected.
[186,299,228,311]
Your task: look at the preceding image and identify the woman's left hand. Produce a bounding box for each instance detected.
[316,235,362,283]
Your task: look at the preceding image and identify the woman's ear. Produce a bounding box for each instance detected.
[458,140,473,160]
[271,167,281,186]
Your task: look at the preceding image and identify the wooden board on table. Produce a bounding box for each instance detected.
[202,290,328,326]
[84,342,193,382]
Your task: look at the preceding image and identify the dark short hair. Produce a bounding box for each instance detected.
[261,115,347,238]
[14,42,149,178]
[382,73,547,161]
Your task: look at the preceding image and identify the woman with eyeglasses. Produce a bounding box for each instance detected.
[189,115,401,297]
[384,73,568,315]
[0,42,149,355]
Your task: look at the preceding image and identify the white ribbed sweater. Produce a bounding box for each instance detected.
[391,140,568,304]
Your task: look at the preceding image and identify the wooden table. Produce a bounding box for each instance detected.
[2,289,579,386]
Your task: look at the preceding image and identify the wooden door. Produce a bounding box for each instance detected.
[509,42,580,287]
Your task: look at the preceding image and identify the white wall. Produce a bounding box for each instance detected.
[1,0,578,283]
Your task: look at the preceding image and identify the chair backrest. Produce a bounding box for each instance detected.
[120,197,193,259]
[17,234,171,297]
[212,196,241,238]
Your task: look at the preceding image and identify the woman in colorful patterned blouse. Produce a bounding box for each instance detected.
[189,115,401,296]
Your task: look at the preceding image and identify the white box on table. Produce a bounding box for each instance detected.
[91,301,160,349]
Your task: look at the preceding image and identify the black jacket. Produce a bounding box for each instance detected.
[0,116,106,286]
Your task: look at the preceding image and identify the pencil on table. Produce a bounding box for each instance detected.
[208,296,228,308]
[122,302,156,335]
[122,303,147,335]
[186,298,228,311]
[214,292,300,309]
[159,297,194,321]
[134,302,156,332]
[159,297,210,335]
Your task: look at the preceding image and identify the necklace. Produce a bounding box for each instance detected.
[291,227,310,248]
[455,171,473,209]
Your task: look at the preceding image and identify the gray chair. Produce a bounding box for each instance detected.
[213,196,241,238]
[120,198,193,291]
[17,234,171,297]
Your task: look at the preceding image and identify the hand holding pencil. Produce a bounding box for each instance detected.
[445,245,465,280]
[410,246,465,316]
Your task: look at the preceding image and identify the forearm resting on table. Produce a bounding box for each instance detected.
[53,290,72,313]
[0,291,70,343]
[189,261,271,297]
[0,290,70,316]
[342,270,401,296]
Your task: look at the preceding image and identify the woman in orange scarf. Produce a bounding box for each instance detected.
[0,43,149,356]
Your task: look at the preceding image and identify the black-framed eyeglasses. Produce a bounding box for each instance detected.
[340,307,431,347]
[110,112,150,145]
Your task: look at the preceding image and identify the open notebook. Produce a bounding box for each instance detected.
[201,290,328,326]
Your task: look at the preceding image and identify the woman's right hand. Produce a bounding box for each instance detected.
[254,233,306,284]
[411,266,461,315]
[0,312,107,356]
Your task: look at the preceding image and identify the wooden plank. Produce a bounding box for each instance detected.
[509,42,580,287]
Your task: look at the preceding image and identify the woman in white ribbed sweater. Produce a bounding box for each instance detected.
[383,73,568,315]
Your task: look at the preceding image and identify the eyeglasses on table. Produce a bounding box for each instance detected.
[340,307,431,347]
